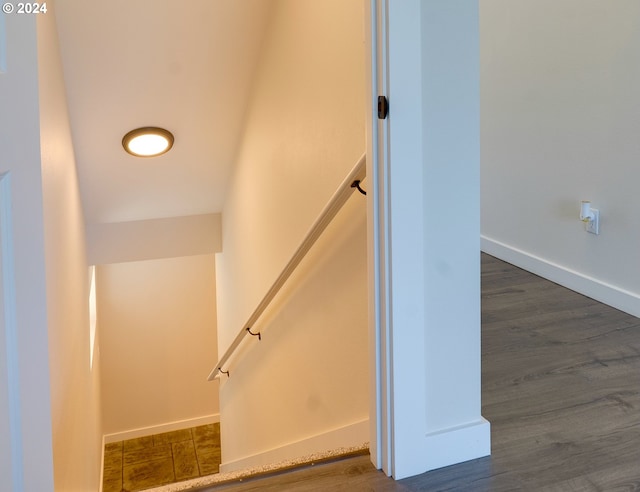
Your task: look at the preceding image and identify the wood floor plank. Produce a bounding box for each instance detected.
[478,254,640,491]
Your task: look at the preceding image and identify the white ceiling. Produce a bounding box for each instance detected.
[55,0,273,224]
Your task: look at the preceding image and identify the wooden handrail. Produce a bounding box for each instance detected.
[208,153,367,380]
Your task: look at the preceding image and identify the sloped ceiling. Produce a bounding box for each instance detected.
[55,0,273,224]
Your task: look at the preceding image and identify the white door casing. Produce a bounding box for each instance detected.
[0,173,22,492]
[366,0,491,479]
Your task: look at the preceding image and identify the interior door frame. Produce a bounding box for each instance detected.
[366,0,490,479]
[0,172,23,490]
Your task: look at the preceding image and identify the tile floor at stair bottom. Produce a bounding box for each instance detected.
[103,423,221,492]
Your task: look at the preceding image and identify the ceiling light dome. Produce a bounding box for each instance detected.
[122,127,174,157]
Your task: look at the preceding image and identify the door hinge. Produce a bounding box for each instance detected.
[377,96,388,119]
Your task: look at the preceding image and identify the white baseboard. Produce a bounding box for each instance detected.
[103,414,220,444]
[392,418,490,480]
[421,418,491,477]
[220,419,369,474]
[481,236,640,318]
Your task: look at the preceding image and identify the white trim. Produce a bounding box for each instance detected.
[419,419,491,473]
[219,419,369,474]
[481,236,640,318]
[378,1,488,480]
[0,11,6,74]
[103,414,220,444]
[0,173,23,491]
[98,434,106,492]
[365,0,388,475]
[88,266,97,370]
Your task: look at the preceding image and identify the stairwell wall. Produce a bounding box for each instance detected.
[38,6,105,490]
[0,6,104,490]
[97,254,219,437]
[215,0,368,471]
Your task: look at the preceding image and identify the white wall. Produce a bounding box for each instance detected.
[98,254,219,436]
[0,13,54,491]
[481,0,640,315]
[37,4,104,491]
[216,0,367,470]
[0,6,100,490]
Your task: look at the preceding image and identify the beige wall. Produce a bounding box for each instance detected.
[38,5,104,490]
[86,213,222,266]
[215,0,367,470]
[481,0,640,315]
[98,254,219,436]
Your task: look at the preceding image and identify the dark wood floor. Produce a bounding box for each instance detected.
[200,254,640,491]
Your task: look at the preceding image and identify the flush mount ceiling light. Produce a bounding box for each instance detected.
[122,127,174,157]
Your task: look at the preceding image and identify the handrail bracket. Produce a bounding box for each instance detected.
[351,180,367,196]
[247,327,262,341]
